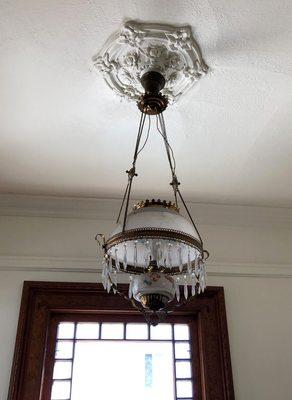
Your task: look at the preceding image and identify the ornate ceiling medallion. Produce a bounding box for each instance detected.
[93,20,208,103]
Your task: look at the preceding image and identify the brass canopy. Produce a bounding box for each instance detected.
[137,71,168,115]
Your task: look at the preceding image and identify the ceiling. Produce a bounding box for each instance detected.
[1,0,292,207]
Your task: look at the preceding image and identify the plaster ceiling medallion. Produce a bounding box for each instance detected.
[93,20,208,103]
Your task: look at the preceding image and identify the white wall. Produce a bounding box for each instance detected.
[1,195,292,400]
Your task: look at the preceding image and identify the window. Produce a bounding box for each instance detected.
[8,282,234,400]
[51,321,193,400]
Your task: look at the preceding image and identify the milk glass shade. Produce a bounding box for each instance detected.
[106,203,203,272]
[100,201,207,314]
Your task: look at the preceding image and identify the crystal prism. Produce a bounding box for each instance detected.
[123,242,127,270]
[175,277,180,302]
[184,275,188,299]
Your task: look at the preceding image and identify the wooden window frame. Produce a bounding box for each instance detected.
[8,281,235,400]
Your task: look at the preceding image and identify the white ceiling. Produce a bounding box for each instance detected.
[1,0,292,207]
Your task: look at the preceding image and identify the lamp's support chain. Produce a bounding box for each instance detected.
[157,113,204,249]
[116,111,147,230]
[115,70,205,254]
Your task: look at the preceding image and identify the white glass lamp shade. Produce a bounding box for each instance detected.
[105,202,203,273]
[100,200,207,310]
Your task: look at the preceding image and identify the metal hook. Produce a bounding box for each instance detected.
[95,233,106,249]
[203,249,210,260]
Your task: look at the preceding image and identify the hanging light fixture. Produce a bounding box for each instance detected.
[94,21,209,324]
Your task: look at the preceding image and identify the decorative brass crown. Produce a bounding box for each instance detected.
[137,92,168,115]
[133,199,179,213]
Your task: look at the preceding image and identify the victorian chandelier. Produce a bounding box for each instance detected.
[94,21,209,324]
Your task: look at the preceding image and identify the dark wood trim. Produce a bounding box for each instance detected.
[8,281,234,400]
[40,316,58,400]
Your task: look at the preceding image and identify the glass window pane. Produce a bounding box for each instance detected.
[71,341,174,400]
[150,323,172,340]
[126,323,148,339]
[55,341,73,359]
[101,323,124,339]
[51,380,71,400]
[176,380,193,398]
[53,361,72,379]
[76,323,99,339]
[57,322,75,339]
[174,324,190,340]
[175,342,191,359]
[176,361,192,378]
